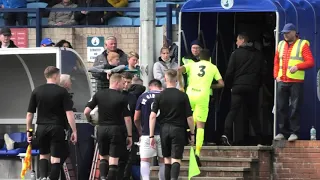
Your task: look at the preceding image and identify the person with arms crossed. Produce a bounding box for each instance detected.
[150,69,195,180]
[178,49,224,166]
[26,66,77,180]
[134,79,164,180]
[84,73,133,180]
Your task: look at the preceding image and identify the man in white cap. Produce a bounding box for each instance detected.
[274,23,315,141]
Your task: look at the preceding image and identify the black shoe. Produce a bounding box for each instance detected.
[221,135,231,146]
[195,155,202,167]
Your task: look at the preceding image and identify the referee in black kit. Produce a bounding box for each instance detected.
[149,69,195,180]
[26,66,77,180]
[84,73,133,180]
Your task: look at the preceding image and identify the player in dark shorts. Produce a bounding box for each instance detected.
[134,79,165,180]
[26,66,77,180]
[118,72,140,180]
[84,73,133,180]
[149,69,195,180]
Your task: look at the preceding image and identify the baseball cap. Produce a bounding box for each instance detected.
[41,38,55,46]
[190,39,203,48]
[0,27,12,36]
[281,23,296,33]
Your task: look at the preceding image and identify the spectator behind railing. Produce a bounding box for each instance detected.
[74,0,127,25]
[40,0,62,17]
[48,0,77,26]
[0,27,18,48]
[104,0,128,24]
[0,0,27,26]
[55,39,73,48]
[40,38,55,47]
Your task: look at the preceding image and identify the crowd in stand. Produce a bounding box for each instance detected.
[0,0,129,26]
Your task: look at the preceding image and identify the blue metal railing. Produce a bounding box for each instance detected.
[0,4,179,47]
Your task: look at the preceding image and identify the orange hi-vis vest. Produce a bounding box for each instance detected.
[277,39,309,80]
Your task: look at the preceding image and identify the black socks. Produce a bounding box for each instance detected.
[39,159,49,178]
[170,162,180,180]
[99,159,109,179]
[107,165,118,180]
[165,164,172,180]
[49,163,61,180]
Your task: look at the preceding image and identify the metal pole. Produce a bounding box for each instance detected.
[35,8,42,47]
[166,4,173,41]
[140,0,156,85]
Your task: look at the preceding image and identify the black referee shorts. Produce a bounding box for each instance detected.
[97,125,127,158]
[160,124,186,159]
[36,125,66,158]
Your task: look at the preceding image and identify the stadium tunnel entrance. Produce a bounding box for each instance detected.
[0,48,94,179]
[180,11,276,145]
[180,0,320,144]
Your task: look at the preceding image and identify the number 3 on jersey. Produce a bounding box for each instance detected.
[198,65,206,77]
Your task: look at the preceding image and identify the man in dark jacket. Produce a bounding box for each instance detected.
[0,28,18,48]
[93,36,128,66]
[221,33,266,146]
[118,72,141,180]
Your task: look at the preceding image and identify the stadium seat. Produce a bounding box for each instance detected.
[156,2,175,16]
[133,18,158,26]
[29,17,48,26]
[133,18,140,26]
[27,2,48,18]
[124,2,140,17]
[108,17,133,26]
[157,16,177,26]
[0,132,27,156]
[27,0,37,2]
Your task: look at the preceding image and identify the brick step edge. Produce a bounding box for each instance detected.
[181,157,259,162]
[150,177,244,180]
[150,166,251,172]
[184,146,272,151]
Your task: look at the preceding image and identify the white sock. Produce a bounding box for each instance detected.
[140,161,150,180]
[159,163,165,180]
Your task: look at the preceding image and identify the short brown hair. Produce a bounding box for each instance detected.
[160,47,169,54]
[44,66,60,78]
[128,51,139,59]
[121,71,134,80]
[110,73,123,84]
[165,69,177,82]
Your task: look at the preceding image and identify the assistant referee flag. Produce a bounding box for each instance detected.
[188,146,200,179]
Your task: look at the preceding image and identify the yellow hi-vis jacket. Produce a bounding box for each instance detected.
[277,39,309,80]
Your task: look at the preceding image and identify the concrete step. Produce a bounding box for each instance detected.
[183,146,272,158]
[150,166,250,177]
[180,156,258,167]
[150,177,244,180]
